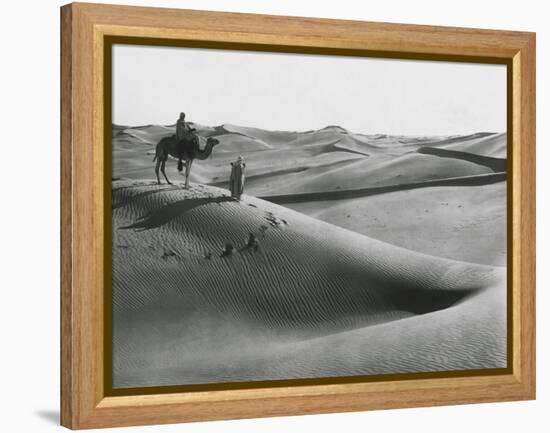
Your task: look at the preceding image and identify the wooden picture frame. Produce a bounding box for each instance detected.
[60,2,536,429]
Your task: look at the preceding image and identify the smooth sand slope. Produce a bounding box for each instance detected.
[112,181,506,388]
[288,182,506,266]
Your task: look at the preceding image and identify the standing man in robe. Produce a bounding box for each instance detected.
[230,156,246,200]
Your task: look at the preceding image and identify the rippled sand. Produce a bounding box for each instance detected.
[111,181,506,388]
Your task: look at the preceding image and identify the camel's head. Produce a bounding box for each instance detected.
[206,137,220,147]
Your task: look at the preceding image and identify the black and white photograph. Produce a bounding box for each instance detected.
[110,44,508,389]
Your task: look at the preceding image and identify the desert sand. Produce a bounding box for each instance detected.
[111,123,507,388]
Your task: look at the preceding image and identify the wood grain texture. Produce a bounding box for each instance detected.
[60,2,536,429]
[60,4,73,429]
[512,34,536,396]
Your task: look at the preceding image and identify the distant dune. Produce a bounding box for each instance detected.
[431,132,507,158]
[261,172,506,204]
[417,146,507,172]
[112,181,506,388]
[112,123,506,195]
[288,182,506,267]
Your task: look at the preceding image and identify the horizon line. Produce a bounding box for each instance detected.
[111,121,505,138]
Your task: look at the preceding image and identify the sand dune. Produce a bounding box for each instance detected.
[111,122,507,262]
[437,132,507,158]
[112,181,506,388]
[288,182,506,266]
[112,123,506,197]
[261,172,506,204]
[265,153,497,195]
[211,133,272,152]
[114,124,173,144]
[417,146,506,172]
[110,123,507,388]
[222,123,302,146]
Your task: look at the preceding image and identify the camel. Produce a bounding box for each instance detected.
[153,134,219,188]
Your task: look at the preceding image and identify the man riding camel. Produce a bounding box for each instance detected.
[175,112,196,172]
[176,112,196,142]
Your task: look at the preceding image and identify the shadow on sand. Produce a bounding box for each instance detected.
[260,172,506,205]
[390,287,477,315]
[112,184,181,209]
[417,146,507,172]
[120,196,235,230]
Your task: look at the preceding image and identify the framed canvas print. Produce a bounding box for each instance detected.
[60,3,536,429]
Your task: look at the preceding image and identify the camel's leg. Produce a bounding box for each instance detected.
[184,160,192,189]
[160,159,172,185]
[155,158,162,184]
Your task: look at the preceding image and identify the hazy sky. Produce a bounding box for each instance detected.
[113,44,506,135]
